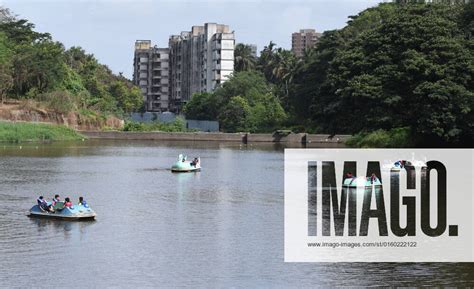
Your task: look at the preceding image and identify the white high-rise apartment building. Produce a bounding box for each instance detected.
[169,23,235,112]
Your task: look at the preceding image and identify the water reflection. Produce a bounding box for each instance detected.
[29,217,95,237]
[0,140,472,287]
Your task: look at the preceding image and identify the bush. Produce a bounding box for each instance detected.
[38,90,76,113]
[123,118,192,132]
[346,127,413,148]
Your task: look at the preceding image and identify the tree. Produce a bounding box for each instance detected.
[0,31,12,104]
[0,63,12,105]
[183,92,221,120]
[109,81,143,113]
[248,93,287,132]
[215,71,271,105]
[218,96,251,132]
[234,43,257,72]
[258,41,277,82]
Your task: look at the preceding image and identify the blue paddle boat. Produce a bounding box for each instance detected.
[171,154,201,173]
[343,176,382,187]
[28,202,96,220]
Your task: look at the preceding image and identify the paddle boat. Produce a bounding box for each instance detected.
[343,176,382,187]
[28,201,96,220]
[171,154,201,173]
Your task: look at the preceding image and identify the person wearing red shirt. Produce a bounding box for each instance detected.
[64,197,73,208]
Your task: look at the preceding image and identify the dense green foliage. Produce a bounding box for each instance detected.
[186,2,473,146]
[296,2,473,146]
[234,43,257,72]
[123,118,193,132]
[184,71,287,132]
[0,7,143,115]
[0,121,84,142]
[346,127,414,148]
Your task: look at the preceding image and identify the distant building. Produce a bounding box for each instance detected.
[169,23,235,112]
[291,29,322,58]
[133,40,170,112]
[249,44,257,57]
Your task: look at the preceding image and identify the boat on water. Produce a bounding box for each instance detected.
[171,154,201,173]
[343,176,382,187]
[28,202,96,220]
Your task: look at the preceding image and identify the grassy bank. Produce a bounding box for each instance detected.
[0,121,84,143]
[346,127,413,148]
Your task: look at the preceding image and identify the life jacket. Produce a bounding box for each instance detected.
[52,198,59,205]
[37,198,45,205]
[64,201,72,207]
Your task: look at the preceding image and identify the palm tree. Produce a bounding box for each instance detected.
[270,49,302,108]
[258,41,277,81]
[234,43,256,72]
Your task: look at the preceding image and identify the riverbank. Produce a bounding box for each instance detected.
[80,130,350,144]
[0,100,124,130]
[0,121,84,143]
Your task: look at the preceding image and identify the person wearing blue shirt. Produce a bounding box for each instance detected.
[78,196,89,208]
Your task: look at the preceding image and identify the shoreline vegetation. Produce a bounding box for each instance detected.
[122,118,198,133]
[0,121,84,143]
[1,2,473,147]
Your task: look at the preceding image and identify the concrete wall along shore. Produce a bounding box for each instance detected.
[81,131,350,144]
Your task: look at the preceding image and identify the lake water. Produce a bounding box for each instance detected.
[0,140,472,287]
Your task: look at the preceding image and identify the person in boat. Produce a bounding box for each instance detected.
[191,157,199,167]
[345,172,356,184]
[394,160,405,169]
[64,197,73,208]
[370,173,379,184]
[37,196,53,212]
[52,194,60,206]
[78,196,89,208]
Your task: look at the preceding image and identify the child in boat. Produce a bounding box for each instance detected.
[78,196,89,208]
[37,196,53,212]
[370,173,379,184]
[52,194,60,206]
[64,197,73,208]
[345,172,356,184]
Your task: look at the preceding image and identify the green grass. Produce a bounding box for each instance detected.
[0,121,85,143]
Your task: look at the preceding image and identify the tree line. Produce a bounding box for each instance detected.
[185,1,474,146]
[0,7,143,116]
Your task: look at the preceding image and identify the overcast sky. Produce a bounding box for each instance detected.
[0,0,383,78]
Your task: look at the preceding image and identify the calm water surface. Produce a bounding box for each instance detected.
[0,140,472,288]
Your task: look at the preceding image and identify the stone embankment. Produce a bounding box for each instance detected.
[80,131,350,144]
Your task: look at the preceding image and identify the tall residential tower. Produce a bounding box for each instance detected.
[169,23,235,112]
[291,29,322,58]
[133,40,170,112]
